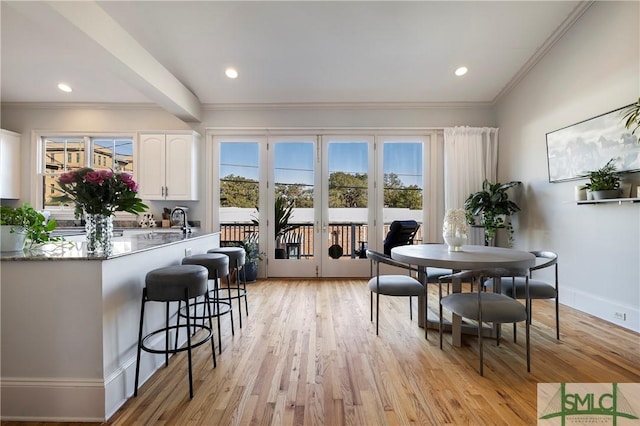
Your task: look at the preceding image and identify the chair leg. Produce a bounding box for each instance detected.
[376,292,380,335]
[526,300,531,372]
[134,289,147,397]
[439,300,443,349]
[164,301,170,367]
[204,291,216,368]
[478,319,484,376]
[184,290,194,399]
[525,314,531,373]
[555,298,560,340]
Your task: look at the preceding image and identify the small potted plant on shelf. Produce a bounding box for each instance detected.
[0,203,60,251]
[464,180,521,246]
[584,158,621,200]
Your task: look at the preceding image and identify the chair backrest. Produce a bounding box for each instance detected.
[366,249,420,277]
[383,220,420,255]
[530,251,558,271]
[439,267,530,296]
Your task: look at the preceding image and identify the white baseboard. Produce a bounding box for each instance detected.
[1,332,180,422]
[0,378,106,422]
[561,286,640,333]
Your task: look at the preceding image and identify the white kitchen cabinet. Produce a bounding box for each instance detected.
[0,129,21,199]
[138,132,200,200]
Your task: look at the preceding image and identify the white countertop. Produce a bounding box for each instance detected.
[0,230,218,261]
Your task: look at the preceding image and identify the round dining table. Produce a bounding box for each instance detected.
[391,244,536,345]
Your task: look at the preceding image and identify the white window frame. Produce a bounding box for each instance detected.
[32,131,139,220]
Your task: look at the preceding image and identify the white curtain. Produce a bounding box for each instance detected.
[443,127,499,210]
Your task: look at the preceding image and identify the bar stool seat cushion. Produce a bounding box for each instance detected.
[145,265,208,302]
[182,253,229,279]
[208,247,246,266]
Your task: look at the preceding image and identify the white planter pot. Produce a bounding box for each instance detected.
[1,225,27,252]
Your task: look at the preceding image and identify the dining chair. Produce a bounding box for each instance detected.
[438,268,531,376]
[484,251,559,339]
[366,250,426,337]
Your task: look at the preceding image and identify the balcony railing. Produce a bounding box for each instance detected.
[220,223,423,259]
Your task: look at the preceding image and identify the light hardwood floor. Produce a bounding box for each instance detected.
[3,279,639,425]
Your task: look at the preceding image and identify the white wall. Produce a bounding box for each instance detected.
[497,1,640,332]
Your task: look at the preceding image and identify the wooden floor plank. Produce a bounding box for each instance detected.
[2,278,639,426]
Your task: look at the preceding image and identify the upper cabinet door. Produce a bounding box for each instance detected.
[0,129,21,199]
[137,132,200,201]
[165,133,199,201]
[138,134,167,200]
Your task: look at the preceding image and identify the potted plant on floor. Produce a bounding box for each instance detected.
[252,194,300,259]
[0,203,60,251]
[584,158,621,200]
[464,180,521,246]
[235,237,265,282]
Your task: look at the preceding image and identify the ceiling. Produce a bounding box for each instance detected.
[1,1,587,121]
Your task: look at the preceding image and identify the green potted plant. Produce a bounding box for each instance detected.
[252,194,300,259]
[584,158,621,200]
[235,237,265,282]
[0,203,60,251]
[464,180,521,246]
[621,97,640,135]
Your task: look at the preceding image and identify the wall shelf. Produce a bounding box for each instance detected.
[577,197,640,205]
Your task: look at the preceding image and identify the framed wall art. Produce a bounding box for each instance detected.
[546,104,639,183]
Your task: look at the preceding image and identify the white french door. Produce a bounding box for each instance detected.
[212,130,440,279]
[319,135,374,277]
[266,135,375,277]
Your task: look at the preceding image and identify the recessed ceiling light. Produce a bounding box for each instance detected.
[454,66,468,77]
[58,83,72,92]
[225,68,238,79]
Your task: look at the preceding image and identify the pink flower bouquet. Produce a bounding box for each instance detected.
[54,167,148,218]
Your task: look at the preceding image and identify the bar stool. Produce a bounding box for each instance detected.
[134,264,215,399]
[207,246,248,328]
[181,253,234,354]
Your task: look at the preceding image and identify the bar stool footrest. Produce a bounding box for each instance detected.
[140,324,212,355]
[178,300,232,320]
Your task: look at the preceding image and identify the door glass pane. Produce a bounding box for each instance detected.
[382,141,423,242]
[328,141,369,260]
[219,142,260,246]
[274,142,314,260]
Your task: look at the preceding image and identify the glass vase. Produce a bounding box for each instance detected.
[85,213,113,255]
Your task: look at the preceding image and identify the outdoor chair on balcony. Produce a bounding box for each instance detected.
[383,220,420,256]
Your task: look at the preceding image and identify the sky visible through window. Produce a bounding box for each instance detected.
[220,141,422,188]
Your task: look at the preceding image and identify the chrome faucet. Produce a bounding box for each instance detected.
[173,207,191,234]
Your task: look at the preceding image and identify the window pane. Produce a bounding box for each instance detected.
[44,137,85,173]
[383,141,423,241]
[219,142,260,244]
[93,138,134,172]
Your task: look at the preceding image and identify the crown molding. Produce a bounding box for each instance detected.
[1,102,161,110]
[493,1,594,104]
[202,101,494,111]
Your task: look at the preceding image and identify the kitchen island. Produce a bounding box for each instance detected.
[0,230,220,422]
